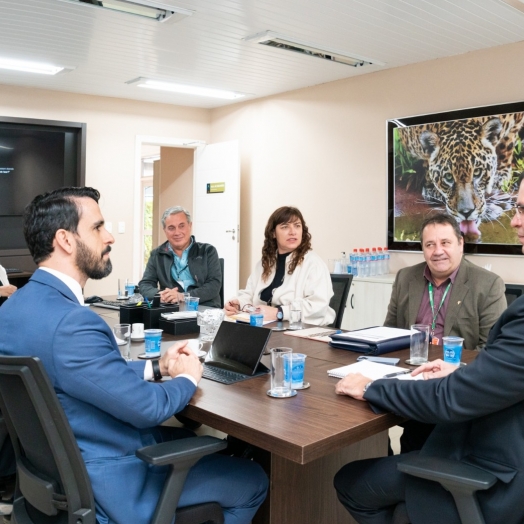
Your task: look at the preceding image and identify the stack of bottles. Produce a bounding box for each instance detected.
[333,248,390,277]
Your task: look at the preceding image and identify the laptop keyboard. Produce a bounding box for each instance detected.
[5,268,23,274]
[95,300,127,310]
[202,365,250,385]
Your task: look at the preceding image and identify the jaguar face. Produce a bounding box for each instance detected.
[419,118,502,236]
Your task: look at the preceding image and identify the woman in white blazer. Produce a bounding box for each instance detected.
[225,206,335,326]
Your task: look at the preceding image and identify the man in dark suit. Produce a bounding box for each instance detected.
[385,213,506,453]
[332,175,524,524]
[0,187,267,524]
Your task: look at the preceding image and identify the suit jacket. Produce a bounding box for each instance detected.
[384,258,506,349]
[366,295,524,524]
[0,269,197,524]
[139,237,222,307]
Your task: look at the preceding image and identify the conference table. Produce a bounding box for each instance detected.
[93,305,477,524]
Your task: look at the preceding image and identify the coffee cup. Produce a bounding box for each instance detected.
[131,323,144,340]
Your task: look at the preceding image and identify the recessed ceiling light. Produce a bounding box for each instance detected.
[57,0,193,24]
[0,57,72,75]
[126,78,247,100]
[244,30,384,68]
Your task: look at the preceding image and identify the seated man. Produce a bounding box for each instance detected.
[332,176,524,524]
[0,187,267,524]
[139,206,222,307]
[384,213,506,453]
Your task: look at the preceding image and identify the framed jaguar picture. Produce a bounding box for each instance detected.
[387,101,524,255]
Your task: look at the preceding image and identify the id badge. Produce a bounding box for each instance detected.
[431,336,440,345]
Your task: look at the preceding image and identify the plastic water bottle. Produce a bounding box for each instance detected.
[358,249,367,277]
[341,252,348,275]
[128,286,144,304]
[377,247,384,275]
[370,248,377,276]
[365,248,372,277]
[351,249,359,278]
[383,247,390,274]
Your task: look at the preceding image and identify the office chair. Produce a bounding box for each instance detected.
[393,455,497,524]
[328,274,353,329]
[504,283,524,308]
[0,355,226,524]
[219,258,225,309]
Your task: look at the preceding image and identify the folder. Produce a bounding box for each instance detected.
[329,326,411,355]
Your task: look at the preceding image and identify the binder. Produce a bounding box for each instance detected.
[329,326,411,355]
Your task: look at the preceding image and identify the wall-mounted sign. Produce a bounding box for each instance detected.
[207,182,225,194]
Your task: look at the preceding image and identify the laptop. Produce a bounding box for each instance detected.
[202,321,272,384]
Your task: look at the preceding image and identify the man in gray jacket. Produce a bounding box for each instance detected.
[139,206,222,307]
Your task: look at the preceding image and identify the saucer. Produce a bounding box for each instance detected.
[292,382,310,390]
[137,353,160,359]
[266,389,297,398]
[131,335,144,342]
[404,359,427,366]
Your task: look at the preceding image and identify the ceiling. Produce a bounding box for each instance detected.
[1,0,524,109]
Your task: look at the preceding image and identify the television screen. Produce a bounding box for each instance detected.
[387,101,524,255]
[0,117,85,264]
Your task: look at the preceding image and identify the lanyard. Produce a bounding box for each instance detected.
[428,281,452,335]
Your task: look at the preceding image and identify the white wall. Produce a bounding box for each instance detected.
[211,40,524,286]
[0,85,211,296]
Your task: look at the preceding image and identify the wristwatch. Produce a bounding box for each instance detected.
[276,306,284,321]
[151,359,162,382]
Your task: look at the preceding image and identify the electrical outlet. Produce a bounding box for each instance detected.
[118,221,125,234]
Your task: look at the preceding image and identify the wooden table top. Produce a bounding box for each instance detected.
[92,304,477,466]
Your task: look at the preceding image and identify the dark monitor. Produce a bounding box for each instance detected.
[505,284,524,307]
[0,116,86,271]
[204,322,272,376]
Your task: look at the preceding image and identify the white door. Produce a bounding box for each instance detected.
[192,140,240,302]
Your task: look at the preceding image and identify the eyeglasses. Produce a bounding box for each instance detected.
[509,204,524,219]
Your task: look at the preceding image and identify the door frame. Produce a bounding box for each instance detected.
[133,135,206,281]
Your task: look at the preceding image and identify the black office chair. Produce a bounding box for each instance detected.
[393,455,497,524]
[0,356,226,524]
[504,283,524,308]
[328,274,353,329]
[219,258,225,309]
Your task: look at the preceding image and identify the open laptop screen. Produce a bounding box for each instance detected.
[204,321,272,376]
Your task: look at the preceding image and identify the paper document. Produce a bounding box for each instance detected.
[327,360,424,380]
[161,311,198,320]
[284,327,341,343]
[230,312,275,325]
[0,265,8,286]
[336,326,412,343]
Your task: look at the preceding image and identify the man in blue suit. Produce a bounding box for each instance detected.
[0,187,268,524]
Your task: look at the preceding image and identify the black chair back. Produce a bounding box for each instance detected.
[219,258,225,308]
[328,274,353,329]
[0,356,96,524]
[504,283,524,307]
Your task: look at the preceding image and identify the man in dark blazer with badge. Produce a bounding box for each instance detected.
[333,175,524,524]
[384,213,506,453]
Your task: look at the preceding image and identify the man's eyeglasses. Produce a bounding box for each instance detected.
[509,204,524,219]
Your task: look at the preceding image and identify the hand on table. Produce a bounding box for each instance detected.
[160,341,203,382]
[257,305,278,321]
[159,287,179,303]
[411,359,459,380]
[335,373,373,401]
[224,299,240,315]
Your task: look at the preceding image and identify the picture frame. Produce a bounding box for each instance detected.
[387,101,524,255]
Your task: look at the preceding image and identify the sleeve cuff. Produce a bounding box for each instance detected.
[144,360,153,381]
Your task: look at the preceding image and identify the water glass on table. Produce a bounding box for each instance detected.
[409,324,429,365]
[288,299,302,330]
[186,296,200,311]
[284,353,307,389]
[144,329,163,357]
[197,308,225,342]
[113,323,131,360]
[443,336,464,366]
[267,347,296,398]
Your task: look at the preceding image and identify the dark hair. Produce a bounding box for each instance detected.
[23,187,101,264]
[261,206,312,280]
[419,213,463,244]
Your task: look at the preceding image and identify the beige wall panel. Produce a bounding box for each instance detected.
[211,40,524,286]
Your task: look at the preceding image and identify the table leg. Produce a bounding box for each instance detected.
[253,431,387,524]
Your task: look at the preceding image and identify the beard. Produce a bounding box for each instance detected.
[76,239,112,280]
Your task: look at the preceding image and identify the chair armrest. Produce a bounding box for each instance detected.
[136,436,227,467]
[398,456,497,492]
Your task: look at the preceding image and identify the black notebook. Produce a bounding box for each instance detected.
[203,321,272,384]
[329,326,411,355]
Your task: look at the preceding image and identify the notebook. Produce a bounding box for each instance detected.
[327,360,423,381]
[203,321,272,384]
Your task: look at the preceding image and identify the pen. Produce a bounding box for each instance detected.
[383,370,412,379]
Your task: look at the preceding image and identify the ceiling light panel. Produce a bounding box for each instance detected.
[244,31,384,68]
[57,0,193,24]
[0,57,71,75]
